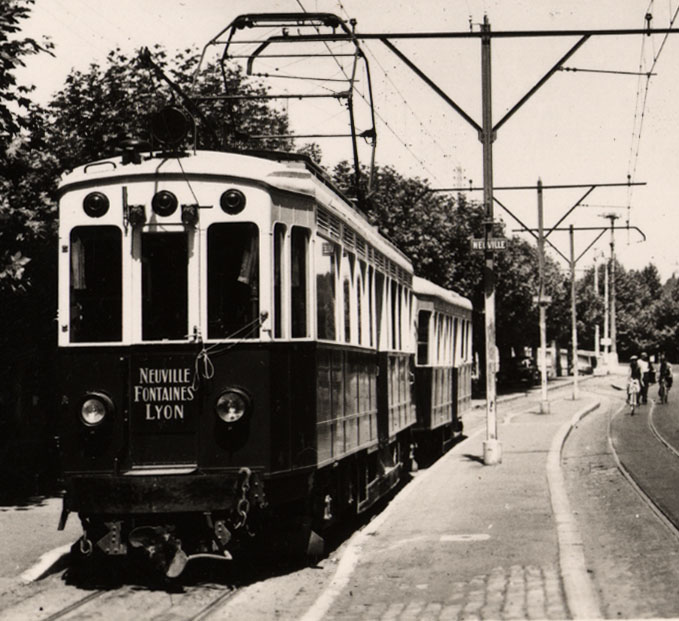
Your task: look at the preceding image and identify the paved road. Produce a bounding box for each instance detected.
[0,496,79,589]
[563,378,679,618]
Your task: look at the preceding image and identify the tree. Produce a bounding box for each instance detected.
[332,161,568,372]
[36,46,293,172]
[0,0,59,494]
[0,0,51,140]
[0,0,55,293]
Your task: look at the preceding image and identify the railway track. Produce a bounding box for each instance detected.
[0,580,238,621]
[608,393,679,535]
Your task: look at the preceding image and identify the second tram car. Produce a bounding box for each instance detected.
[56,111,472,576]
[413,277,473,464]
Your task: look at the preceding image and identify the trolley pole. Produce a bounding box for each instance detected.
[481,16,501,465]
[537,179,550,413]
[570,225,580,400]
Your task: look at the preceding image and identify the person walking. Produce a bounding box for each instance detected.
[658,354,673,404]
[637,353,648,404]
[640,352,654,404]
[628,355,642,411]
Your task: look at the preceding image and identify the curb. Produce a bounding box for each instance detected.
[19,543,72,583]
[547,399,603,619]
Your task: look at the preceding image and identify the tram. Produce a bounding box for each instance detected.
[413,277,473,465]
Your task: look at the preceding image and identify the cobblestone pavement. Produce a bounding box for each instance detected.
[327,564,568,620]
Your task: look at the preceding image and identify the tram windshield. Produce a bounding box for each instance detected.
[207,223,260,339]
[70,226,122,343]
[142,232,188,341]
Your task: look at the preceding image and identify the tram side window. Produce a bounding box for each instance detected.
[70,226,122,343]
[375,270,384,348]
[417,310,431,365]
[390,281,401,350]
[291,227,309,338]
[142,233,188,341]
[208,223,260,339]
[316,240,337,340]
[273,224,286,339]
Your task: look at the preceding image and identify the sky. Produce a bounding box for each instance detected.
[16,0,679,281]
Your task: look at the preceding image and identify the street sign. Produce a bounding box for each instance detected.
[470,237,507,251]
[532,295,552,305]
[600,337,612,346]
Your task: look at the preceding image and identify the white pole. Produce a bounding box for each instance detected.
[537,179,550,413]
[480,16,501,466]
[570,225,579,400]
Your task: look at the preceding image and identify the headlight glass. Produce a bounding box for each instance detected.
[219,189,246,215]
[152,190,178,216]
[83,192,109,218]
[80,393,113,427]
[215,390,249,423]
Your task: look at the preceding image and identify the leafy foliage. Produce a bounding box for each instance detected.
[0,0,52,141]
[332,162,569,365]
[35,46,293,172]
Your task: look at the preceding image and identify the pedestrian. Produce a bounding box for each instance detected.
[658,353,673,403]
[637,353,648,404]
[639,352,654,404]
[628,355,641,408]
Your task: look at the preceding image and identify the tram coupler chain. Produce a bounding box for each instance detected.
[232,467,252,530]
[79,535,93,557]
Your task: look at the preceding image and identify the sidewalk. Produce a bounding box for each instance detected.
[306,391,601,620]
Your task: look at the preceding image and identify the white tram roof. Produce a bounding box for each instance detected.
[413,276,473,313]
[58,149,413,274]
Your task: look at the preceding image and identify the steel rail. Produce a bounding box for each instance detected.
[43,591,108,621]
[188,586,239,621]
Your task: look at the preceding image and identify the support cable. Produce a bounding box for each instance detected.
[335,0,456,171]
[627,2,679,228]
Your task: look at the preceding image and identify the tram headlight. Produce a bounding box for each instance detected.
[219,189,246,215]
[152,190,178,216]
[215,389,250,424]
[83,192,110,218]
[79,392,114,427]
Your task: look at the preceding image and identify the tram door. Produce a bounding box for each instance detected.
[129,232,198,467]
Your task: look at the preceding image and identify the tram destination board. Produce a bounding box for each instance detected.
[470,237,507,251]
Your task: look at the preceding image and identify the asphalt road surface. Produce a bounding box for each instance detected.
[562,378,679,618]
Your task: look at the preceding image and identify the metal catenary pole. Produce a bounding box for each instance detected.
[604,257,610,358]
[606,214,619,365]
[537,179,550,413]
[570,225,580,400]
[481,16,501,465]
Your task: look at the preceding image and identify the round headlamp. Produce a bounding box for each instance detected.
[152,190,178,216]
[80,392,114,427]
[83,192,109,218]
[219,189,246,215]
[215,389,250,424]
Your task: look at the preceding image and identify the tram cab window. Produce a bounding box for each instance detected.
[142,232,188,341]
[208,223,260,339]
[70,226,122,343]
